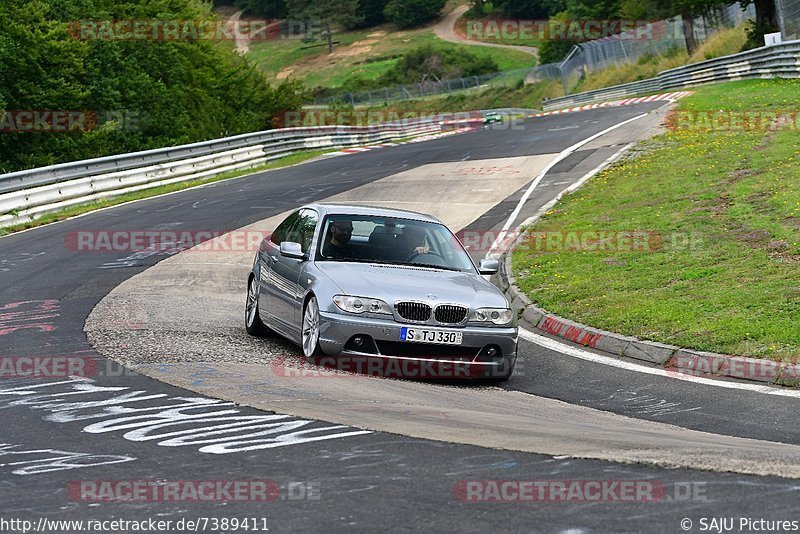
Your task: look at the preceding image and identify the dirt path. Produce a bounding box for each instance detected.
[229,10,250,55]
[434,5,539,57]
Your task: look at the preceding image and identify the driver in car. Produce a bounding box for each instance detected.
[403,225,429,256]
[322,220,355,259]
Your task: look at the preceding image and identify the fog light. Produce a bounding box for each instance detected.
[486,346,498,357]
[353,336,364,347]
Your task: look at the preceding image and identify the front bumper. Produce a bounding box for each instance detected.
[317,310,517,379]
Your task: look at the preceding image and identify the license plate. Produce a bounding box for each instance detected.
[400,327,463,345]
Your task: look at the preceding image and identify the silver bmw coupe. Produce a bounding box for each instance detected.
[245,204,517,380]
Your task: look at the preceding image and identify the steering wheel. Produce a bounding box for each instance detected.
[406,250,444,263]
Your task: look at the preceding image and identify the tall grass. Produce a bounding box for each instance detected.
[574,25,747,93]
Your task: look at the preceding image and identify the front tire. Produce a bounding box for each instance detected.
[485,354,516,383]
[302,296,325,360]
[245,275,269,336]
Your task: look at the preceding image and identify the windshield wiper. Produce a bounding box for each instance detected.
[321,258,464,272]
[362,259,459,271]
[408,263,462,272]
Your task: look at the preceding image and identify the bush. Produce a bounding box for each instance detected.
[383,0,446,29]
[319,45,500,95]
[380,45,499,85]
[537,40,575,64]
[741,19,779,51]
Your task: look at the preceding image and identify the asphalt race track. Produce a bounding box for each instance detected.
[2,102,799,533]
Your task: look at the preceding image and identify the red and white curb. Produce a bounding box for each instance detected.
[322,126,480,158]
[334,144,395,155]
[533,91,694,117]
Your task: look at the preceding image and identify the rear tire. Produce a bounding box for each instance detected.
[245,275,269,336]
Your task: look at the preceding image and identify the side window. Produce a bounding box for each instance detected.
[293,209,319,253]
[270,211,301,246]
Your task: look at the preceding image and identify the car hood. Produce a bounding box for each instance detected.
[315,261,508,309]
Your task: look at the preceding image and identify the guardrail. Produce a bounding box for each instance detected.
[542,40,800,111]
[0,118,487,228]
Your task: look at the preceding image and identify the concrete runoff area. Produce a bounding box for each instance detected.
[87,151,800,479]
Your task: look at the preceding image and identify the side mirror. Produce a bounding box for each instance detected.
[479,258,499,275]
[280,241,305,260]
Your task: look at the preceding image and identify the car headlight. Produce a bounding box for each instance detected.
[470,307,513,325]
[333,295,392,315]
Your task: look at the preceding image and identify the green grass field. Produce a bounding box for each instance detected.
[512,79,800,361]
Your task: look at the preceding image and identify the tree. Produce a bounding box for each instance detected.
[383,0,446,29]
[356,0,389,27]
[750,0,778,31]
[287,0,362,53]
[0,0,306,173]
[743,0,778,47]
[619,0,660,18]
[496,0,566,17]
[647,0,733,55]
[564,0,620,19]
[234,0,288,18]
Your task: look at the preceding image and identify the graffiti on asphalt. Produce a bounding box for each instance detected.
[0,442,136,475]
[0,300,59,336]
[0,377,371,454]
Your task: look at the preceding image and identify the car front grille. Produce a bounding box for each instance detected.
[395,302,432,322]
[375,341,479,361]
[434,305,468,324]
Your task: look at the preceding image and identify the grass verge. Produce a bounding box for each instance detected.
[0,149,334,237]
[511,78,800,361]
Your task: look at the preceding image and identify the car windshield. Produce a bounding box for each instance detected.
[316,214,476,273]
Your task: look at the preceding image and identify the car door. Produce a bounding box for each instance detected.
[266,208,319,337]
[259,210,301,332]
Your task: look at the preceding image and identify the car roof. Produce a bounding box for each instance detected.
[307,203,443,224]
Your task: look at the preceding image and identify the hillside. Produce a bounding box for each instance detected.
[245,17,538,91]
